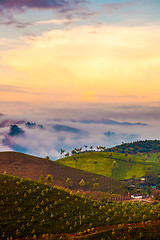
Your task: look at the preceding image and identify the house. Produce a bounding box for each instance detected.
[131,194,143,199]
[140,178,145,181]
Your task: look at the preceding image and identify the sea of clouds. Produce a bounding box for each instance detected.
[0,109,158,160]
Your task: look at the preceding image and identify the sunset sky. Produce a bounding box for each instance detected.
[0,0,160,158]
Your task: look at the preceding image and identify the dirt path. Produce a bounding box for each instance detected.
[52,220,160,239]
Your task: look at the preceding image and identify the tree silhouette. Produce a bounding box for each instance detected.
[71,149,76,155]
[65,152,69,157]
[79,148,82,153]
[96,146,99,152]
[102,147,106,151]
[84,145,88,153]
[60,149,65,158]
[99,146,103,151]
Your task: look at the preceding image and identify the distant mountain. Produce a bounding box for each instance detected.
[25,121,44,129]
[107,140,160,154]
[0,119,25,128]
[0,151,126,195]
[8,125,25,136]
[52,124,84,134]
[71,119,148,126]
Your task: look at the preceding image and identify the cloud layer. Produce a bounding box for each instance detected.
[0,0,84,11]
[0,112,156,160]
[0,0,89,26]
[102,0,135,12]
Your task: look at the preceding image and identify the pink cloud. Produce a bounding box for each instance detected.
[103,0,136,13]
[0,0,86,11]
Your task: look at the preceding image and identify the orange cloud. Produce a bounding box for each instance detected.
[1,24,160,105]
[80,91,97,102]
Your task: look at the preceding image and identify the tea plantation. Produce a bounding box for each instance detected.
[0,173,160,239]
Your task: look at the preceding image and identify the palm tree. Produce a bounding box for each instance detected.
[71,149,76,155]
[60,149,65,158]
[99,146,102,151]
[102,146,106,152]
[84,145,88,153]
[65,152,69,157]
[74,148,78,153]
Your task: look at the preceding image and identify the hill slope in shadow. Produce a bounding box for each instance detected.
[0,151,126,195]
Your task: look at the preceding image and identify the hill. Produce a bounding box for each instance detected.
[0,173,160,239]
[57,152,160,181]
[0,151,126,195]
[107,140,160,154]
[137,152,160,163]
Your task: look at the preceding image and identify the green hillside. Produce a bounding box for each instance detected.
[0,151,127,195]
[0,173,160,239]
[107,140,160,154]
[57,152,160,180]
[137,152,160,163]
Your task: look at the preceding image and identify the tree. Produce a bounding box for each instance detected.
[79,148,82,153]
[109,152,112,157]
[66,178,72,188]
[93,182,99,191]
[147,153,150,158]
[65,152,69,157]
[71,149,76,155]
[46,174,53,185]
[99,146,103,151]
[102,147,106,151]
[84,145,88,152]
[39,175,44,184]
[79,179,85,187]
[143,156,147,162]
[112,160,118,168]
[90,146,93,151]
[145,166,157,179]
[152,190,160,201]
[60,149,65,158]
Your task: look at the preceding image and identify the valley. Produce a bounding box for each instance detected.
[0,140,160,239]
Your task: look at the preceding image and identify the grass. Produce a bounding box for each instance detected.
[57,152,160,180]
[137,152,160,163]
[0,151,127,195]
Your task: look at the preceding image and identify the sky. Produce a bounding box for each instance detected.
[0,0,160,159]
